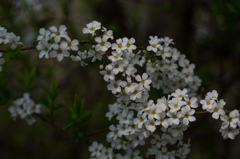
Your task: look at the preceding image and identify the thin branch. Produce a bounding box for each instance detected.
[87,127,109,138]
[0,46,36,52]
[0,41,146,53]
[35,113,68,134]
[195,111,209,114]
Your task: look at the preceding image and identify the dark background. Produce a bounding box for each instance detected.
[0,0,240,158]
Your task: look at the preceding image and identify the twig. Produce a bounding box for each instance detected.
[0,46,36,52]
[87,127,109,138]
[35,113,68,134]
[195,111,209,114]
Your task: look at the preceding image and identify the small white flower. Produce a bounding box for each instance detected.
[36,40,52,59]
[112,38,127,53]
[107,80,122,94]
[89,141,103,157]
[123,37,136,53]
[61,39,79,51]
[49,43,70,62]
[147,36,160,52]
[37,28,51,41]
[49,25,68,43]
[82,21,101,36]
[220,126,239,140]
[181,106,196,125]
[95,35,111,52]
[135,73,152,89]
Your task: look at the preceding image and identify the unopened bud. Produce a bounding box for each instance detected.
[99,64,104,69]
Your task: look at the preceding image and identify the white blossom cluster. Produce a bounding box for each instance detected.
[2,20,237,158]
[36,25,79,62]
[0,25,23,72]
[70,21,115,66]
[200,90,240,139]
[81,21,201,158]
[8,93,41,125]
[146,36,201,95]
[89,141,143,159]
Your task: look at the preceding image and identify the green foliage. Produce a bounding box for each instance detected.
[3,45,23,60]
[40,80,64,123]
[64,94,91,142]
[0,73,12,105]
[16,67,37,91]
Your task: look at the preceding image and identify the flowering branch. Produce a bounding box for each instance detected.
[2,20,240,159]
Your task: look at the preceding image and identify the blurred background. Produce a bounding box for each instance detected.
[0,0,240,158]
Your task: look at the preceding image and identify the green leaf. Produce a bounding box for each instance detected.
[41,80,59,103]
[15,67,37,91]
[63,118,77,130]
[50,80,58,102]
[39,97,49,108]
[66,94,91,122]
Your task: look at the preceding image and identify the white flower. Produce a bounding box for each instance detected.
[101,27,114,40]
[185,97,198,108]
[9,34,22,49]
[210,99,225,119]
[167,111,182,125]
[101,147,113,159]
[129,85,143,101]
[0,29,11,44]
[49,43,70,62]
[156,45,171,59]
[121,76,138,93]
[147,36,160,52]
[36,40,52,59]
[171,89,188,99]
[156,97,169,112]
[162,37,174,46]
[111,61,124,75]
[220,126,239,140]
[200,96,215,111]
[95,36,111,52]
[181,106,196,125]
[82,21,101,36]
[133,113,147,128]
[61,39,79,51]
[117,110,134,125]
[107,125,119,141]
[158,112,169,128]
[123,37,136,53]
[100,65,115,82]
[89,141,103,157]
[108,51,123,62]
[181,59,195,73]
[135,73,152,89]
[220,110,239,129]
[37,28,51,41]
[147,104,161,120]
[124,149,142,159]
[117,124,130,136]
[168,98,186,113]
[107,80,122,94]
[49,25,68,43]
[70,50,87,66]
[88,49,105,62]
[112,38,127,53]
[145,119,158,132]
[207,90,218,100]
